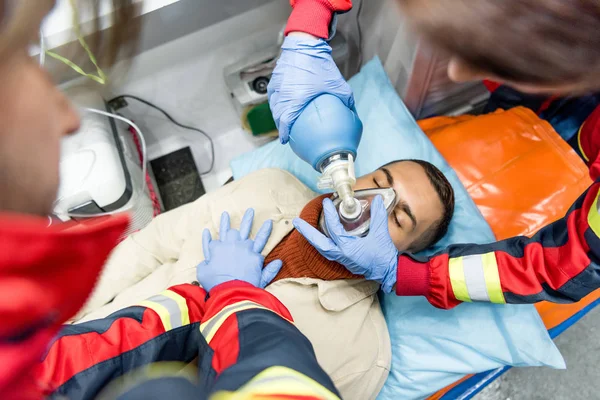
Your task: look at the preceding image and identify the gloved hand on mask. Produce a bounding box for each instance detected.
[293,195,399,293]
[196,209,283,292]
[268,35,355,145]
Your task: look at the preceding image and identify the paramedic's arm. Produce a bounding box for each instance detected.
[35,283,207,399]
[396,182,600,308]
[201,282,342,399]
[269,1,354,144]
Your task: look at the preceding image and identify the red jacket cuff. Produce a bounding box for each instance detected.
[395,254,431,297]
[210,280,256,295]
[285,0,335,39]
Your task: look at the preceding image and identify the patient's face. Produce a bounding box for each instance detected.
[353,161,444,252]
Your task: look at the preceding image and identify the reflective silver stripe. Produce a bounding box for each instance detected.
[146,294,183,330]
[462,255,490,302]
[200,302,255,337]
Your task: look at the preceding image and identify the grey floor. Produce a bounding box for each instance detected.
[475,307,600,400]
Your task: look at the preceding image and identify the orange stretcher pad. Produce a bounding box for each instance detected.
[419,107,600,399]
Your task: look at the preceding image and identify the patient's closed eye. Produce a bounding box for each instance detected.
[393,213,402,228]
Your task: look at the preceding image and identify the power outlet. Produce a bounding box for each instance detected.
[108,96,129,111]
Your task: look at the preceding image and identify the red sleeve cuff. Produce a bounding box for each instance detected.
[209,280,255,295]
[395,254,431,297]
[285,0,335,39]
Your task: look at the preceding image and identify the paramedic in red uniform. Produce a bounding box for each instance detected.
[0,1,348,399]
[270,1,600,308]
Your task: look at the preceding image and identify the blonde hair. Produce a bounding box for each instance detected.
[0,1,140,78]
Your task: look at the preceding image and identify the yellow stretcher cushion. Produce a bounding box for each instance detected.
[419,106,598,399]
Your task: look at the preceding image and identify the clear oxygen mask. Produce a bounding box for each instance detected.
[319,187,397,238]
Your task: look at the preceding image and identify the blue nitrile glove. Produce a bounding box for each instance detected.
[293,196,399,293]
[268,35,355,144]
[196,209,283,292]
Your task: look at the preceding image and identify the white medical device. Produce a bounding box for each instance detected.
[53,90,154,235]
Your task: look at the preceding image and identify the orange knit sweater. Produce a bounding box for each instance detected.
[266,195,361,282]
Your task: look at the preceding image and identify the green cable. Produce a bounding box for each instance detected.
[46,0,107,85]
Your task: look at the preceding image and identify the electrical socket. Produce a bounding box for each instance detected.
[108,97,129,111]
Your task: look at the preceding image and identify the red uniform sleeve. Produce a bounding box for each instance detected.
[37,280,341,400]
[396,181,600,309]
[36,284,207,399]
[285,0,353,39]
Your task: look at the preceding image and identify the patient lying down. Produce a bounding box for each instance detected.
[77,161,454,400]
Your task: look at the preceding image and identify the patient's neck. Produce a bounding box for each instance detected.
[266,194,361,282]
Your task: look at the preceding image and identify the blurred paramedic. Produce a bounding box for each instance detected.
[275,1,600,308]
[0,1,340,398]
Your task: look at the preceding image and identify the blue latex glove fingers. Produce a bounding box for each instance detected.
[219,211,230,242]
[196,211,277,292]
[322,198,349,244]
[292,217,339,256]
[253,219,273,253]
[239,208,255,240]
[260,259,283,288]
[202,228,212,261]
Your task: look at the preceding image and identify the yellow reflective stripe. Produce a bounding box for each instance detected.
[449,257,471,302]
[162,290,190,327]
[201,302,267,343]
[94,362,196,400]
[201,301,293,344]
[139,300,172,331]
[588,189,600,237]
[211,366,340,400]
[136,289,192,332]
[481,252,506,304]
[577,122,590,162]
[449,253,506,304]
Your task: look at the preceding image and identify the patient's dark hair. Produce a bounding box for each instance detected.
[383,159,455,252]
